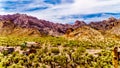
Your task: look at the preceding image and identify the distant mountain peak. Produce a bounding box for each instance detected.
[73,20,86,29]
[0,13,120,37]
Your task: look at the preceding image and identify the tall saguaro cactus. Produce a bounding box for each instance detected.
[112,47,118,68]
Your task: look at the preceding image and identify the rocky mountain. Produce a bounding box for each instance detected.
[89,17,119,31]
[1,13,120,38]
[0,21,41,37]
[64,17,120,41]
[0,13,87,36]
[65,26,104,41]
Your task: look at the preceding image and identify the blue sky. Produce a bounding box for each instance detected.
[0,0,120,24]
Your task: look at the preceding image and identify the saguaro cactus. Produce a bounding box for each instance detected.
[112,47,118,68]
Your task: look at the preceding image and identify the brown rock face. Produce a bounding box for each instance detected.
[0,13,87,36]
[73,20,86,29]
[89,17,118,30]
[0,13,120,37]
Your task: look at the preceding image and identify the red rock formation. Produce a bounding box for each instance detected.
[89,17,118,30]
[0,13,119,36]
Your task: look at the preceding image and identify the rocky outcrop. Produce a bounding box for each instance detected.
[89,17,119,30]
[1,13,120,37]
[73,20,86,29]
[0,13,87,36]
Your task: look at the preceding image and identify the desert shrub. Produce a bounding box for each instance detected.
[53,55,68,67]
[40,64,46,68]
[0,36,117,67]
[2,50,9,56]
[20,42,27,50]
[51,48,60,54]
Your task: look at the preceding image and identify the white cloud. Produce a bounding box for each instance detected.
[0,0,120,24]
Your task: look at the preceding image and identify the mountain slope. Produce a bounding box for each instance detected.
[105,22,120,39]
[64,26,104,41]
[89,17,119,31]
[0,21,42,37]
[0,13,87,36]
[1,13,120,39]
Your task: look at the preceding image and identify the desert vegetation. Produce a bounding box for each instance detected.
[0,14,119,68]
[0,36,118,68]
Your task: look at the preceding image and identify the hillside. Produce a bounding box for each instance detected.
[64,17,120,41]
[105,22,120,39]
[89,17,119,30]
[0,21,42,37]
[64,26,104,42]
[0,14,120,39]
[0,13,72,36]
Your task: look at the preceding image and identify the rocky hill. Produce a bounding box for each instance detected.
[64,17,120,41]
[89,17,119,31]
[64,26,104,41]
[0,21,41,37]
[0,13,87,36]
[1,13,120,38]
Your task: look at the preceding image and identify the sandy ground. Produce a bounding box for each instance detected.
[86,49,102,57]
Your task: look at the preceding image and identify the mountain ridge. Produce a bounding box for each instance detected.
[0,13,120,38]
[0,13,86,36]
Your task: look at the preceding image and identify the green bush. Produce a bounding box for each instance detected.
[51,48,60,54]
[2,50,9,56]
